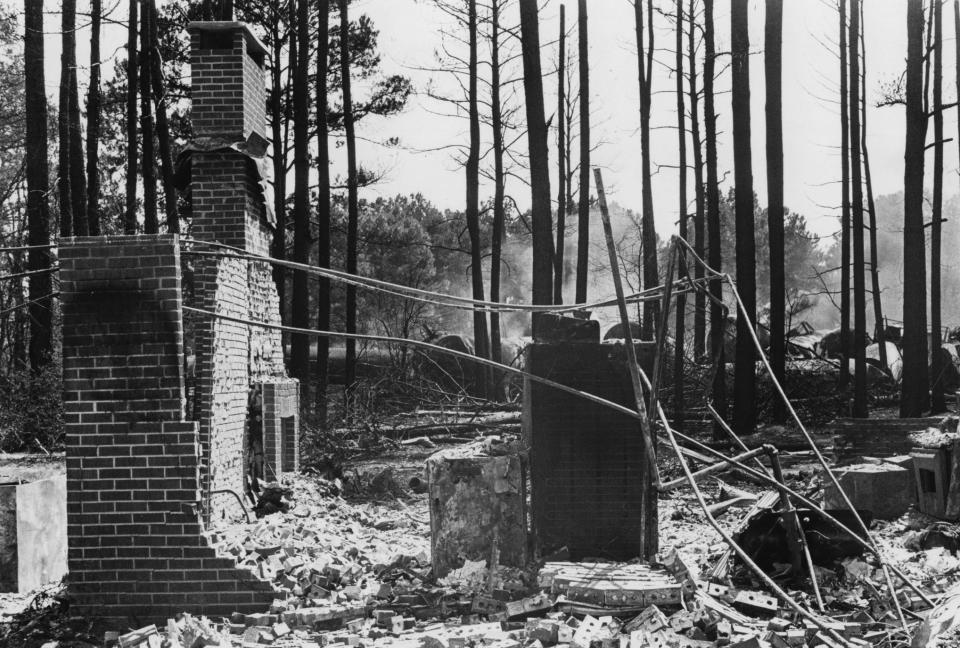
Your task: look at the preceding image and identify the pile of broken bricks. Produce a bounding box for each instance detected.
[109,548,906,648]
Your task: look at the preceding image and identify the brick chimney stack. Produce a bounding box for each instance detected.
[188,22,267,142]
[186,21,297,526]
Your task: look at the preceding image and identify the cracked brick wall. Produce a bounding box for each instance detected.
[187,21,298,523]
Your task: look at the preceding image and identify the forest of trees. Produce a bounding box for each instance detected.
[1,0,958,450]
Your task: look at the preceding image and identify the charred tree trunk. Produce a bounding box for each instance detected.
[270,21,287,318]
[291,0,312,402]
[861,4,886,370]
[491,0,505,369]
[704,0,726,437]
[849,0,868,416]
[139,1,157,234]
[519,0,554,327]
[465,0,492,398]
[65,0,86,236]
[635,0,659,338]
[58,2,73,238]
[575,0,590,304]
[124,0,138,234]
[148,0,179,234]
[731,0,756,436]
[24,0,52,370]
[901,0,929,417]
[554,4,566,305]
[931,0,945,412]
[673,0,687,432]
[86,0,101,235]
[690,0,706,361]
[340,0,360,399]
[766,0,785,423]
[839,0,851,390]
[316,0,331,419]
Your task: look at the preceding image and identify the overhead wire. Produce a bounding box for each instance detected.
[180,238,720,314]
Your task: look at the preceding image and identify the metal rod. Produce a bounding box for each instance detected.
[658,409,854,645]
[660,445,768,491]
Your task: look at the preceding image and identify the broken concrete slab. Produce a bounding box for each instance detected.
[822,462,914,520]
[0,475,66,593]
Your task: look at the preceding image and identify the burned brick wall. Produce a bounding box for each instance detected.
[524,342,658,561]
[61,235,275,625]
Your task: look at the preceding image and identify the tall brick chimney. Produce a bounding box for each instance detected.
[186,22,298,524]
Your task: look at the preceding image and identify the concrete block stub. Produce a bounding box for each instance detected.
[823,462,914,520]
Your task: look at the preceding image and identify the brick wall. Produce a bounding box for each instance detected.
[524,342,659,561]
[263,382,299,475]
[61,235,276,625]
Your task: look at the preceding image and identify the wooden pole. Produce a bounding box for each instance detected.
[593,168,660,488]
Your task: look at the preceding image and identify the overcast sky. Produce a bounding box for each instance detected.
[36,1,956,243]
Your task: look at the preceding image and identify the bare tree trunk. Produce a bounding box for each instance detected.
[58,2,73,238]
[148,0,179,234]
[901,0,929,417]
[635,0,659,338]
[86,0,101,235]
[861,4,886,370]
[65,0,87,236]
[849,0,868,416]
[839,0,851,390]
[291,0,312,404]
[731,0,756,436]
[124,0,138,234]
[25,0,52,371]
[465,0,491,398]
[316,0,331,419]
[575,0,590,304]
[519,0,554,328]
[490,0,505,370]
[690,0,706,360]
[340,0,360,398]
[704,0,726,438]
[931,0,945,413]
[554,4,566,305]
[270,20,287,318]
[140,1,157,234]
[766,0,785,423]
[673,0,687,433]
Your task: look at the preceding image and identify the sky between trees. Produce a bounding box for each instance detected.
[29,0,960,242]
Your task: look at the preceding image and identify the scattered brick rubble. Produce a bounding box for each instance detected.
[74,466,960,648]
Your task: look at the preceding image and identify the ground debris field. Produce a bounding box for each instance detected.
[6,422,960,648]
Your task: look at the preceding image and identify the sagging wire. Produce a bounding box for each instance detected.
[0,268,59,283]
[179,237,717,315]
[0,293,59,318]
